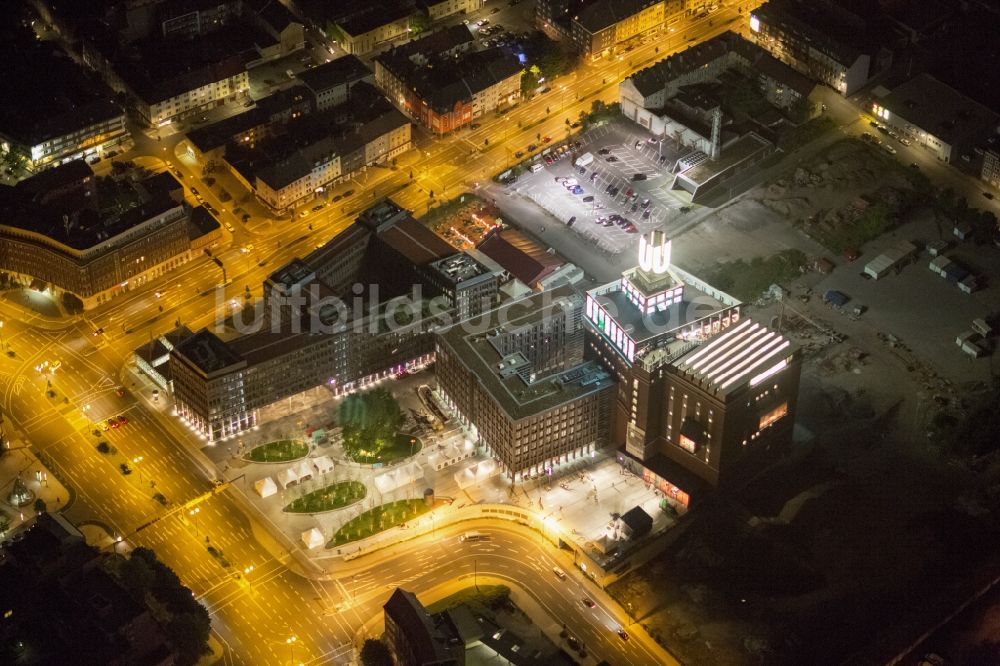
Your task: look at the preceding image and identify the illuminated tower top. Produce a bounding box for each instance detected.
[638,230,671,275]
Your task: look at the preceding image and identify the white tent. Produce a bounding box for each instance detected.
[374,461,422,494]
[454,459,497,490]
[313,455,334,475]
[254,477,278,498]
[276,467,300,489]
[293,460,313,483]
[301,527,325,550]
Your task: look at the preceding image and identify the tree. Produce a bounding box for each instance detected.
[61,291,84,314]
[338,388,403,456]
[360,639,393,666]
[520,64,541,96]
[408,11,431,36]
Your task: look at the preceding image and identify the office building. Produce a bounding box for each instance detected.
[0,164,212,308]
[168,200,498,441]
[436,285,615,480]
[871,74,1000,164]
[584,232,801,503]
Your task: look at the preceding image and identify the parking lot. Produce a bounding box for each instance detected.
[513,120,696,253]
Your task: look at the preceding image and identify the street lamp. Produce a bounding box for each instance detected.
[132,456,144,484]
[286,636,297,663]
[0,320,5,350]
[189,507,201,535]
[243,565,254,591]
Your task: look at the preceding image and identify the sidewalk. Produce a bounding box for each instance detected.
[0,437,73,535]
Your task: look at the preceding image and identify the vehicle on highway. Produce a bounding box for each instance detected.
[190,187,199,196]
[116,387,126,397]
[224,222,235,232]
[542,136,551,143]
[515,151,524,158]
[470,123,481,129]
[460,531,486,542]
[527,144,537,152]
[204,203,218,215]
[618,629,629,641]
[174,170,184,178]
[582,597,595,608]
[118,415,129,426]
[567,636,580,650]
[299,210,309,217]
[491,6,500,12]
[104,417,121,431]
[343,189,354,197]
[552,566,567,580]
[92,327,105,336]
[333,194,343,202]
[312,204,325,212]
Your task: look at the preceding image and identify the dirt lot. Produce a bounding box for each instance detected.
[607,137,1000,665]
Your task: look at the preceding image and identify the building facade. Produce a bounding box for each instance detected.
[167,200,496,442]
[584,232,801,503]
[571,0,670,59]
[435,286,615,480]
[0,167,201,308]
[335,5,413,55]
[983,148,1000,191]
[749,0,872,95]
[871,74,1000,164]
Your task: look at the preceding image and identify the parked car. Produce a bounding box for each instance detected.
[582,195,594,202]
[632,173,647,181]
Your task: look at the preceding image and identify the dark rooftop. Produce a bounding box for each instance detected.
[378,216,456,267]
[297,55,371,92]
[477,227,563,287]
[173,330,245,374]
[339,2,412,36]
[574,0,661,34]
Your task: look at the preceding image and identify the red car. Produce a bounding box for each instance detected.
[542,136,551,143]
[118,415,129,426]
[582,597,595,608]
[544,155,554,165]
[618,629,629,641]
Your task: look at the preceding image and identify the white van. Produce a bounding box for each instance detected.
[529,163,544,173]
[552,566,567,580]
[460,531,486,542]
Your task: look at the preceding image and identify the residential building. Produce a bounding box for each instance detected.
[0,164,214,308]
[375,30,521,134]
[421,0,483,21]
[167,199,498,441]
[383,588,462,666]
[335,3,414,54]
[983,148,1000,191]
[871,74,1000,164]
[436,285,615,480]
[749,0,877,95]
[297,55,374,110]
[584,232,801,503]
[231,86,411,210]
[571,0,670,59]
[0,41,130,174]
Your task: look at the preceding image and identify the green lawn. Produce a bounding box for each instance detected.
[347,433,422,465]
[327,499,431,547]
[426,585,511,614]
[244,439,308,463]
[284,481,367,514]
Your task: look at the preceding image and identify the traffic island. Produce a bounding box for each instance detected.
[244,439,308,463]
[346,433,422,466]
[327,499,431,547]
[283,481,367,514]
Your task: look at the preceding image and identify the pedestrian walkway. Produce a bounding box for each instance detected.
[0,436,72,535]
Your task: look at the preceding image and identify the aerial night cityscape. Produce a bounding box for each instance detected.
[2,0,1000,665]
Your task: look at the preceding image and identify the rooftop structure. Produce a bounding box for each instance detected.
[476,227,564,289]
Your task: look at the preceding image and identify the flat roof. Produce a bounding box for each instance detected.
[880,73,1000,145]
[296,55,371,92]
[752,0,866,66]
[477,227,562,286]
[593,282,729,345]
[173,330,245,375]
[438,286,615,421]
[674,317,797,398]
[426,252,494,287]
